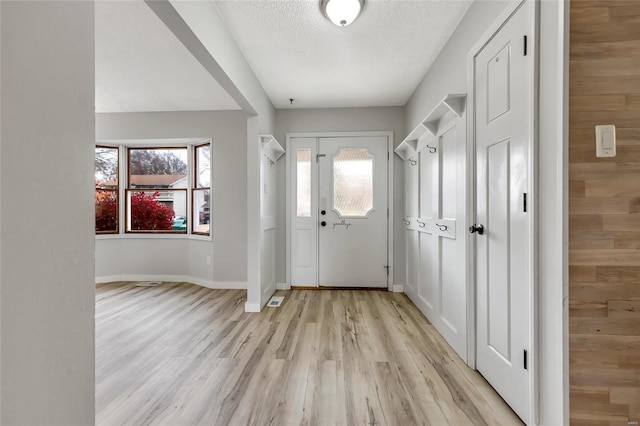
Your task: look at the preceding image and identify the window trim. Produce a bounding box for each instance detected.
[125,146,189,235]
[94,139,212,240]
[95,145,120,235]
[192,143,211,236]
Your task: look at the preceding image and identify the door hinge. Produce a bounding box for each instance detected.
[523,193,527,212]
[523,35,528,56]
[384,265,389,276]
[524,349,528,370]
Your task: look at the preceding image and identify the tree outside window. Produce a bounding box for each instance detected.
[126,148,188,233]
[95,146,119,233]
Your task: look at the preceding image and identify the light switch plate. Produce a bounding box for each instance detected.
[595,124,616,157]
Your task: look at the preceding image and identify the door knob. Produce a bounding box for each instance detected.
[321,210,326,215]
[469,224,484,235]
[321,221,327,227]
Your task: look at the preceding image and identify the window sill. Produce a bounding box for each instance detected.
[96,233,212,242]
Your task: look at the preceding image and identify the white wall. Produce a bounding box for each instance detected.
[0,3,3,420]
[1,2,95,423]
[405,0,511,130]
[95,111,248,287]
[275,107,406,287]
[538,1,569,424]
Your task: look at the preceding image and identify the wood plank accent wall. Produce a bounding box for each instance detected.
[569,1,640,424]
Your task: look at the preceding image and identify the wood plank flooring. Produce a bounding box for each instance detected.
[96,282,521,426]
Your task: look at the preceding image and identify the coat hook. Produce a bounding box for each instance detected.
[403,219,410,226]
[436,223,447,231]
[416,220,426,228]
[426,144,437,153]
[409,159,417,166]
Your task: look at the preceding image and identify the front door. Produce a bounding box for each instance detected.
[473,0,533,423]
[289,135,389,288]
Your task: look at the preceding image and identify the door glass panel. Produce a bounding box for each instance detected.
[333,148,373,217]
[296,149,311,217]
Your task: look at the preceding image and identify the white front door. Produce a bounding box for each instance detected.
[289,135,389,288]
[473,1,533,423]
[318,136,388,287]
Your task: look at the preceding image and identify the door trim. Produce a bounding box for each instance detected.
[286,131,394,291]
[466,0,538,423]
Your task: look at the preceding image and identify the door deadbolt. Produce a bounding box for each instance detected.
[469,224,484,235]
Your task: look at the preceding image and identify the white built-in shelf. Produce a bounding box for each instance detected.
[394,126,427,161]
[422,94,466,135]
[395,94,466,160]
[261,135,285,162]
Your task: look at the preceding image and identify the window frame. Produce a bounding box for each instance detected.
[192,143,211,236]
[95,145,120,235]
[94,139,212,240]
[125,146,189,235]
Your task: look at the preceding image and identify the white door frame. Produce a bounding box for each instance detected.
[466,0,539,423]
[286,131,394,291]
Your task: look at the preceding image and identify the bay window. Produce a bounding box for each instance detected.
[94,142,211,237]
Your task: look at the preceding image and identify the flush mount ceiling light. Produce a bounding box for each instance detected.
[322,0,363,27]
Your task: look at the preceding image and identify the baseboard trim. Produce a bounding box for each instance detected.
[276,282,290,290]
[95,275,247,290]
[392,284,404,293]
[194,279,247,290]
[95,274,188,284]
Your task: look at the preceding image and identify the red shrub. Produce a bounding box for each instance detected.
[130,192,174,231]
[95,190,117,232]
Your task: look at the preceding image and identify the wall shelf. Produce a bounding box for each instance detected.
[422,94,466,136]
[396,94,467,161]
[261,135,285,162]
[395,124,427,161]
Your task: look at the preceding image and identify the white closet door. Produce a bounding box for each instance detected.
[474,1,533,421]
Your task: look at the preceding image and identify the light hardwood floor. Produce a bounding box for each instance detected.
[96,282,522,425]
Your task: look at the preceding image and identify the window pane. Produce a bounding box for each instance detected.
[333,148,374,217]
[95,147,118,187]
[126,190,186,232]
[193,189,210,235]
[95,189,118,233]
[296,149,311,217]
[128,148,188,188]
[195,144,211,188]
[96,147,118,234]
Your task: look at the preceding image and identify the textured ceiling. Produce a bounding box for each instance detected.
[95,1,240,113]
[214,0,473,109]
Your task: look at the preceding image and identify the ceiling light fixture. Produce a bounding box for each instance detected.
[322,0,363,27]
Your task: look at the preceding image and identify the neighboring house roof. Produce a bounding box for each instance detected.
[103,174,187,187]
[169,176,188,188]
